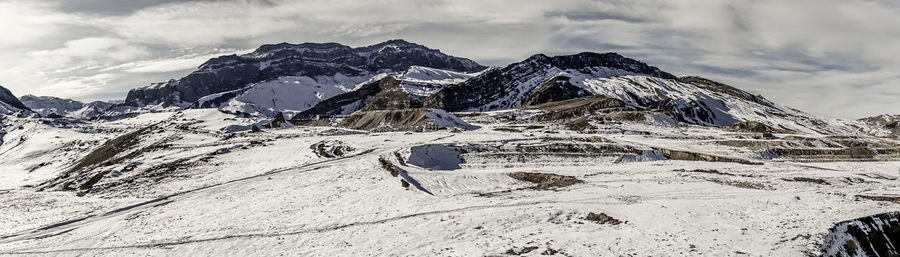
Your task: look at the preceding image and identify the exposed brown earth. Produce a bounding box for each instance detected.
[526,95,627,121]
[656,148,761,165]
[339,108,434,131]
[855,195,900,203]
[603,111,647,122]
[724,121,775,133]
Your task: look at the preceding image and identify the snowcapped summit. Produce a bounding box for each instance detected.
[522,52,677,79]
[126,40,485,107]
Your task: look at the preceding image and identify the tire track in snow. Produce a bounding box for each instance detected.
[0,198,617,255]
[0,133,452,248]
[0,148,379,245]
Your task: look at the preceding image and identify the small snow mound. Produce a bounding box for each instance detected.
[425,109,479,131]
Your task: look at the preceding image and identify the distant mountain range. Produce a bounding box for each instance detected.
[0,39,896,137]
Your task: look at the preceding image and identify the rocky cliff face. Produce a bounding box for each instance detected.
[125,40,485,107]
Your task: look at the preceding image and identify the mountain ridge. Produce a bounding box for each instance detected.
[125,39,485,107]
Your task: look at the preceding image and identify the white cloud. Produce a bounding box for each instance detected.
[31,73,121,98]
[28,37,150,71]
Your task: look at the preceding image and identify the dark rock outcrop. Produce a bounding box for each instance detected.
[820,212,900,257]
[125,40,485,106]
[521,75,590,106]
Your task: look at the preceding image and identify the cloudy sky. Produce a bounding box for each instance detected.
[1,0,898,119]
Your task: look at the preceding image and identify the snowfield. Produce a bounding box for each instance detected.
[0,109,898,256]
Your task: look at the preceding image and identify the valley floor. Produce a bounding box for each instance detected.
[0,110,898,256]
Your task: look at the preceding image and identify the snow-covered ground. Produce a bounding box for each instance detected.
[0,109,898,256]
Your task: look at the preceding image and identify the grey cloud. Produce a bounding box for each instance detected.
[693,64,760,78]
[544,10,650,23]
[51,0,216,16]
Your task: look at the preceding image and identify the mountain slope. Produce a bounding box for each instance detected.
[424,52,676,112]
[0,85,27,114]
[291,66,480,120]
[126,40,485,107]
[193,74,377,117]
[424,52,850,134]
[856,114,900,138]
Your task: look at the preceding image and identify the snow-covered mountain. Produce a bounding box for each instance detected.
[0,85,27,115]
[424,52,852,135]
[19,95,117,119]
[126,39,485,108]
[20,95,84,116]
[424,52,677,112]
[856,114,900,138]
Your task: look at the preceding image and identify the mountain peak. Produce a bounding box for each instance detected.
[516,52,675,80]
[362,39,421,48]
[251,42,351,56]
[549,52,675,79]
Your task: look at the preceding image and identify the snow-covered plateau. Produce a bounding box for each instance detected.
[0,108,897,256]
